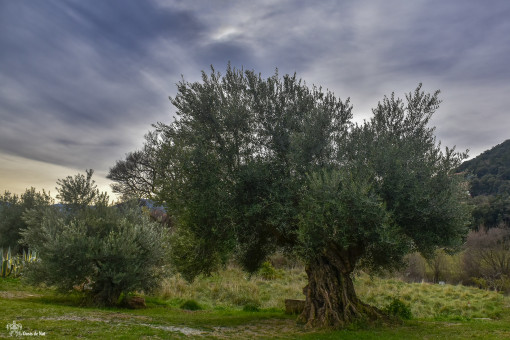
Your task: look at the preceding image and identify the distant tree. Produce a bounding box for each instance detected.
[107,131,161,200]
[56,169,107,209]
[0,188,53,252]
[151,65,470,327]
[471,194,510,229]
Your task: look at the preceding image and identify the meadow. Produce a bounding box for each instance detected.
[1,264,510,339]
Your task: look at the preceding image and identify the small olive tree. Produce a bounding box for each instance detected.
[21,170,170,306]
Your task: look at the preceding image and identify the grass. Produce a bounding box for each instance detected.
[356,274,506,320]
[1,267,510,338]
[157,264,306,310]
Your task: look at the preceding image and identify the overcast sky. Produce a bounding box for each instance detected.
[1,0,509,199]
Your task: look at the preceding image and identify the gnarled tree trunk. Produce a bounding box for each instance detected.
[298,248,384,328]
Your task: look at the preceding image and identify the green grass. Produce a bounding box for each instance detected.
[2,267,510,339]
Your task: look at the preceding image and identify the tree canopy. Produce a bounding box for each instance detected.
[56,169,108,209]
[111,65,471,327]
[107,132,161,200]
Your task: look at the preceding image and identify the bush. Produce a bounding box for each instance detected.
[242,301,261,312]
[258,261,277,280]
[385,298,412,320]
[180,299,202,311]
[22,201,170,305]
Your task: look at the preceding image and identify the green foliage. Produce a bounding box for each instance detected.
[152,64,352,279]
[151,66,469,279]
[21,171,170,306]
[243,301,261,312]
[385,298,412,320]
[350,87,471,259]
[56,169,108,209]
[471,194,510,229]
[0,247,13,278]
[169,227,224,282]
[258,261,277,280]
[0,188,53,252]
[180,299,203,311]
[297,168,404,268]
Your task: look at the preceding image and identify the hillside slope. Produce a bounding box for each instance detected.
[457,139,510,228]
[457,139,510,196]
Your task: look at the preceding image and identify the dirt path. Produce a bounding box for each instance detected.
[35,313,307,338]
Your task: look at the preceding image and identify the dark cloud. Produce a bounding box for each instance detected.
[0,0,205,170]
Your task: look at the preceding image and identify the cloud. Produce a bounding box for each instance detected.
[1,0,509,195]
[0,0,205,170]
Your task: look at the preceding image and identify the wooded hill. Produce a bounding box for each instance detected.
[457,139,510,228]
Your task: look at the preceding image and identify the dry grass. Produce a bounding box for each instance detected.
[157,265,507,321]
[157,264,307,309]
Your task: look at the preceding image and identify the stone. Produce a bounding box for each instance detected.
[285,299,305,315]
[125,296,146,309]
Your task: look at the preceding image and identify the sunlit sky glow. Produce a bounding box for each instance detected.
[1,0,509,200]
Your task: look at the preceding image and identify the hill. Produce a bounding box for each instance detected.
[457,139,510,196]
[457,139,510,228]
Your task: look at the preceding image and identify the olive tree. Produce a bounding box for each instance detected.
[21,170,170,306]
[133,65,469,327]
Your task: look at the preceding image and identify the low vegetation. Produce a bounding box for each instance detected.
[1,247,37,278]
[2,265,510,338]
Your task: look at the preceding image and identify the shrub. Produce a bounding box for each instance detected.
[180,299,202,311]
[258,261,277,280]
[242,301,261,312]
[24,201,170,305]
[385,298,412,320]
[22,201,170,305]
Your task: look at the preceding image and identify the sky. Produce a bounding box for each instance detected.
[1,0,510,200]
